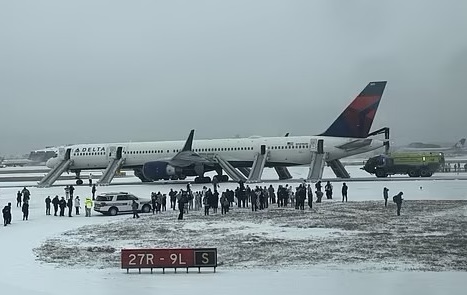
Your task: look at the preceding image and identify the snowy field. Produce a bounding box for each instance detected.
[1,166,467,295]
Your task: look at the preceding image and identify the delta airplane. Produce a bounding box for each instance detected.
[45,81,387,185]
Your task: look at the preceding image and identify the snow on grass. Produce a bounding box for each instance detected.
[34,200,467,271]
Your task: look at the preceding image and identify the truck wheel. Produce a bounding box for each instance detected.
[420,169,430,177]
[375,169,387,178]
[408,170,419,177]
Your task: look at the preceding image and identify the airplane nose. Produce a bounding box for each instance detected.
[46,157,58,168]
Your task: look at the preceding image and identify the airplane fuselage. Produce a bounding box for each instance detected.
[47,135,384,172]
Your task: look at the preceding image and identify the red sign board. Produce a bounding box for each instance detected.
[121,248,217,271]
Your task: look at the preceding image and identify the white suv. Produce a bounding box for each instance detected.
[94,192,152,216]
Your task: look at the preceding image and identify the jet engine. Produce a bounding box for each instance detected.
[142,161,181,181]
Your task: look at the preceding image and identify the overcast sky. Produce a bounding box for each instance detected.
[1,0,466,155]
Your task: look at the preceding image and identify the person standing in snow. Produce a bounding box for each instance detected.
[45,196,52,215]
[383,187,389,207]
[85,198,93,217]
[88,173,93,186]
[325,181,333,199]
[64,185,70,200]
[341,183,348,202]
[307,184,313,208]
[91,184,97,200]
[393,192,404,216]
[69,185,75,199]
[59,197,66,216]
[52,195,59,216]
[67,197,73,217]
[16,191,22,207]
[74,196,81,215]
[132,200,140,219]
[22,202,29,220]
[3,203,11,226]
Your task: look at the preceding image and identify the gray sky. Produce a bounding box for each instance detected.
[1,0,466,155]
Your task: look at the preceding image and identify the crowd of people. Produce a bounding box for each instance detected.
[3,181,406,227]
[156,180,404,220]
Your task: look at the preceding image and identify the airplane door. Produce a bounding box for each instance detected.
[108,146,117,159]
[57,148,66,160]
[116,147,123,159]
[310,139,318,152]
[65,148,72,160]
[260,145,266,155]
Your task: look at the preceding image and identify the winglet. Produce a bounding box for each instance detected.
[181,129,195,151]
[320,81,387,138]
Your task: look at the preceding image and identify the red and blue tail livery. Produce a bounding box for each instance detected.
[320,81,387,138]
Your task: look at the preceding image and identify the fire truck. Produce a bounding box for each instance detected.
[362,152,445,177]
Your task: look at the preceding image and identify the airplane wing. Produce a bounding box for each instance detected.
[167,130,212,167]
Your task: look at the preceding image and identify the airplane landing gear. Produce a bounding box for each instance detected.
[73,170,83,185]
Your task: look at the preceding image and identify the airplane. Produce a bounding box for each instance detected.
[397,138,466,155]
[0,158,35,168]
[44,81,388,186]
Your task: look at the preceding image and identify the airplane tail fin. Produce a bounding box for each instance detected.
[453,138,466,149]
[319,81,387,138]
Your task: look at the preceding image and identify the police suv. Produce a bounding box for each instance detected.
[94,192,152,216]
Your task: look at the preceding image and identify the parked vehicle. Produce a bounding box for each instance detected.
[362,152,445,178]
[93,192,152,216]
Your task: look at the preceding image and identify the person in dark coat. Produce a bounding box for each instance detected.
[325,181,333,199]
[341,183,348,202]
[58,197,67,216]
[393,192,404,216]
[307,184,313,208]
[45,196,51,215]
[383,187,389,207]
[22,187,30,204]
[3,204,11,226]
[169,189,177,210]
[315,181,322,192]
[67,197,73,217]
[16,191,22,207]
[315,190,323,203]
[22,202,29,220]
[203,193,210,216]
[69,185,75,198]
[52,195,59,216]
[178,191,188,220]
[151,192,156,214]
[132,200,140,218]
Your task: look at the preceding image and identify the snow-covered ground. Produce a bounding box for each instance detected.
[1,166,467,295]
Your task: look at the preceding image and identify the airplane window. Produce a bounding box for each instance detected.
[167,150,169,153]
